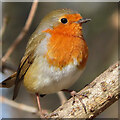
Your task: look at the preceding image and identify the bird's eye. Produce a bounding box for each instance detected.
[61,18,68,24]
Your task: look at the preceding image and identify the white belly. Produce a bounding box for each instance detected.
[24,56,84,94]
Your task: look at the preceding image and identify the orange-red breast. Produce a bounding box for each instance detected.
[1,9,90,117]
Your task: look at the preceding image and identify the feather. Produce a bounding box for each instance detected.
[0,72,17,88]
[12,54,34,100]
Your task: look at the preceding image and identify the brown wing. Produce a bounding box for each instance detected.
[12,53,34,100]
[12,32,46,100]
[0,72,17,88]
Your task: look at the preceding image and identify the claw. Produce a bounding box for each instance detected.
[71,92,87,114]
[62,89,87,114]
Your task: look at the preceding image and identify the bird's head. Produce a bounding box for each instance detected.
[36,9,91,37]
[35,9,90,69]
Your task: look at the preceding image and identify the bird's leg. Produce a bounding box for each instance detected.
[36,93,45,118]
[62,89,87,113]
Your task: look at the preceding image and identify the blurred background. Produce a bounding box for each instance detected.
[0,2,119,118]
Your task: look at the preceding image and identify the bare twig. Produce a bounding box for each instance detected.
[1,0,38,64]
[1,62,16,72]
[0,61,119,118]
[0,96,37,113]
[0,16,8,39]
[57,91,67,105]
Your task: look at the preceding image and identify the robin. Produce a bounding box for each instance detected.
[1,9,90,117]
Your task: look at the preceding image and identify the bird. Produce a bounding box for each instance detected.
[0,9,90,117]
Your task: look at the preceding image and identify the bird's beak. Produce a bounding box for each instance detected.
[77,18,91,24]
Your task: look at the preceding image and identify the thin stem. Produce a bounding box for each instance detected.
[57,91,67,105]
[1,0,38,64]
[0,16,8,39]
[0,96,37,113]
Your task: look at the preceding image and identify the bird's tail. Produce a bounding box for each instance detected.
[0,72,17,88]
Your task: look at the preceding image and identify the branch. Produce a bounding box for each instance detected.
[1,62,17,72]
[0,16,8,39]
[48,61,119,118]
[1,0,38,64]
[0,96,37,113]
[57,91,67,105]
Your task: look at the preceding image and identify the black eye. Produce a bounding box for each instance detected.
[61,18,68,24]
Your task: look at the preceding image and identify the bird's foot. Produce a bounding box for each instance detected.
[62,89,88,113]
[70,90,88,113]
[37,109,48,118]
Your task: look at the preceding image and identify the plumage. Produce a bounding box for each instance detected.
[0,72,16,88]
